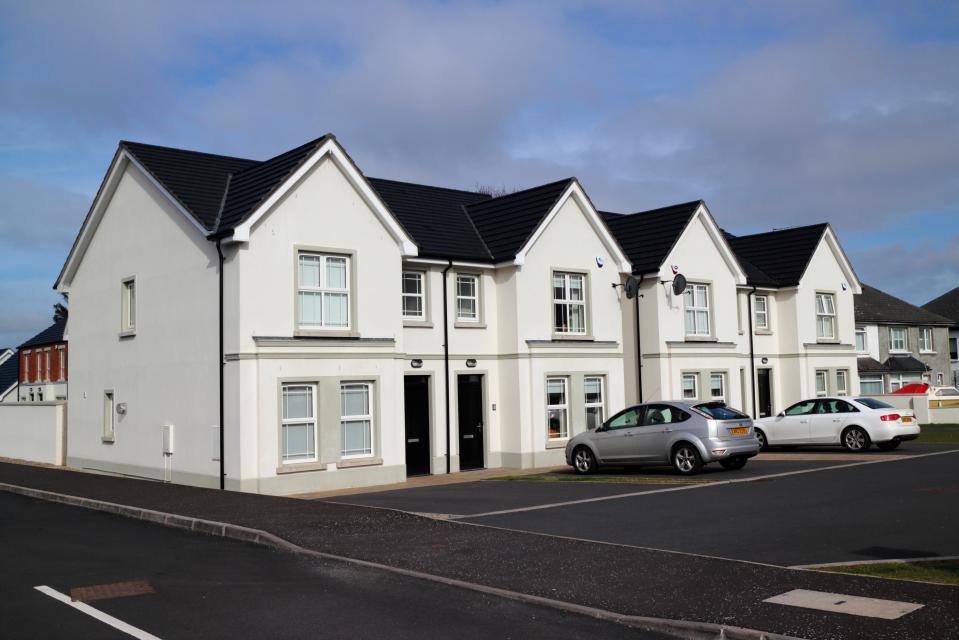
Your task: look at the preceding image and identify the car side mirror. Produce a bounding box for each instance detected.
[777,411,785,418]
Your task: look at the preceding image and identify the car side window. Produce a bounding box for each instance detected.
[642,404,683,426]
[816,400,837,414]
[607,408,642,430]
[784,400,817,416]
[836,400,858,413]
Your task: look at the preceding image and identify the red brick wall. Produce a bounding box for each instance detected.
[18,342,67,383]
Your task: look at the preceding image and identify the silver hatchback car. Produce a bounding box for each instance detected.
[565,401,760,475]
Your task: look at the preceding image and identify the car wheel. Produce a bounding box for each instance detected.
[572,446,597,474]
[877,440,901,451]
[719,456,748,470]
[754,429,768,451]
[841,426,871,452]
[672,443,703,475]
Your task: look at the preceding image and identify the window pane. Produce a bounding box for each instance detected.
[298,291,322,326]
[710,373,724,398]
[457,276,475,298]
[326,257,347,289]
[684,287,694,306]
[341,384,370,417]
[860,378,883,394]
[823,295,835,314]
[298,255,321,288]
[609,409,640,429]
[586,406,603,430]
[546,378,566,405]
[342,420,372,456]
[402,295,422,318]
[568,275,584,301]
[584,378,602,403]
[685,310,695,334]
[402,272,422,295]
[458,297,476,320]
[324,293,349,327]
[816,372,827,393]
[547,408,567,439]
[553,274,565,299]
[283,423,315,461]
[283,386,313,420]
[695,286,707,308]
[569,304,585,333]
[682,374,697,398]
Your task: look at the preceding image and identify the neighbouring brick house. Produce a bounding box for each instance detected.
[18,318,68,402]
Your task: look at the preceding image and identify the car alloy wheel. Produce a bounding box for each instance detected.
[842,426,869,452]
[672,444,702,475]
[755,429,767,451]
[572,447,596,474]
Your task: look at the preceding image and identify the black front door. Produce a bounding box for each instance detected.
[404,376,431,476]
[757,369,772,418]
[457,374,485,470]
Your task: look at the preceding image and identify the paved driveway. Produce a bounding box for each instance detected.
[332,446,959,567]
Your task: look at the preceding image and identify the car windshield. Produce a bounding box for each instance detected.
[937,388,959,397]
[854,398,894,409]
[693,403,749,420]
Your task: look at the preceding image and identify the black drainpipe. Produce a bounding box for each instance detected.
[442,260,453,475]
[747,285,757,418]
[216,239,226,490]
[634,274,644,403]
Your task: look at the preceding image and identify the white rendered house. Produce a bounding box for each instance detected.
[55,135,631,494]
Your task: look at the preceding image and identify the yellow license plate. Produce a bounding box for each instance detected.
[730,427,750,435]
[901,417,913,423]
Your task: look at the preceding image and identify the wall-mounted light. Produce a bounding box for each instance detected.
[465,359,477,368]
[761,357,769,365]
[410,359,423,369]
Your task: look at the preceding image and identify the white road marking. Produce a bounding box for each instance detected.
[456,448,959,519]
[34,585,162,640]
[763,588,924,620]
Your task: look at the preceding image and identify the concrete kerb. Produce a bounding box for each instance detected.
[0,481,802,640]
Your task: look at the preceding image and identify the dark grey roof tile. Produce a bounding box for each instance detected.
[856,284,953,326]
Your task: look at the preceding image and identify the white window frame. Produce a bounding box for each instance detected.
[889,326,908,353]
[684,284,710,337]
[552,271,587,335]
[583,376,605,430]
[546,376,569,440]
[281,383,318,463]
[681,372,699,400]
[754,295,768,330]
[341,382,374,458]
[58,347,65,381]
[919,327,934,353]
[35,351,41,383]
[859,375,884,395]
[103,391,115,442]
[401,270,426,321]
[815,370,828,397]
[121,277,136,335]
[297,252,351,330]
[855,329,867,353]
[709,372,726,402]
[815,293,836,340]
[455,273,480,323]
[22,350,29,384]
[836,369,849,396]
[44,349,50,383]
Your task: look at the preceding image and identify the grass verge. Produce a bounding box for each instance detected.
[489,474,711,485]
[818,559,959,586]
[915,427,959,444]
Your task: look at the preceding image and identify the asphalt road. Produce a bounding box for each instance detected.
[0,492,674,640]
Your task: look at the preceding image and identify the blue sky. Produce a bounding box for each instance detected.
[1,0,957,347]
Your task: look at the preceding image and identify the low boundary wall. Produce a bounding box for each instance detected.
[0,402,66,465]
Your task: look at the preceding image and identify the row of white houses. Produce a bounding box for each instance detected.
[54,134,862,494]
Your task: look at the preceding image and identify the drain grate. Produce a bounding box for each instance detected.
[70,580,155,603]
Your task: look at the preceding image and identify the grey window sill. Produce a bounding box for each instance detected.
[684,335,716,342]
[118,330,136,339]
[294,329,359,339]
[276,461,327,474]
[337,456,383,469]
[403,320,434,328]
[551,333,593,341]
[545,439,568,449]
[101,437,115,444]
[754,329,773,336]
[454,322,487,329]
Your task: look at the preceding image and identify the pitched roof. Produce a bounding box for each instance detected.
[368,178,492,261]
[121,141,258,231]
[18,318,67,349]
[464,179,573,262]
[0,354,17,397]
[857,354,931,374]
[923,286,959,326]
[600,201,702,275]
[725,224,828,287]
[855,283,953,326]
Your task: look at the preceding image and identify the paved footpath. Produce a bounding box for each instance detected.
[1,461,957,640]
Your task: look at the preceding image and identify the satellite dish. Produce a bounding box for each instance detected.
[672,274,687,296]
[624,276,639,299]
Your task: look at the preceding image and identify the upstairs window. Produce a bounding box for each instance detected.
[889,327,907,352]
[553,272,587,334]
[401,271,425,320]
[684,284,710,336]
[815,293,835,340]
[754,295,768,330]
[919,327,934,353]
[456,274,479,322]
[298,252,350,329]
[855,329,867,352]
[121,277,136,334]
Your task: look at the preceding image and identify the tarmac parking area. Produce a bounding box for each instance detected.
[333,445,959,567]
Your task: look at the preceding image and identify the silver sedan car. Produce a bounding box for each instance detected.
[565,401,760,475]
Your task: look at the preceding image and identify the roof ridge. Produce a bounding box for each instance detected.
[120,140,257,164]
[734,222,829,241]
[230,134,332,179]
[460,203,494,261]
[621,199,704,217]
[473,177,573,205]
[368,176,491,198]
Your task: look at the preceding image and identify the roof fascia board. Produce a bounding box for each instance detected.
[798,226,862,294]
[405,257,495,270]
[0,382,16,401]
[0,349,12,365]
[56,149,210,291]
[230,139,418,256]
[513,181,632,273]
[659,204,748,285]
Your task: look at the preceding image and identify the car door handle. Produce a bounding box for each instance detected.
[661,428,672,433]
[799,420,809,423]
[623,432,634,437]
[832,419,841,423]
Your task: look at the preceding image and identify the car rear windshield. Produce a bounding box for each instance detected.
[854,398,894,409]
[693,403,749,420]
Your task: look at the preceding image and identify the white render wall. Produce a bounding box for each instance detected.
[64,163,221,486]
[0,402,66,465]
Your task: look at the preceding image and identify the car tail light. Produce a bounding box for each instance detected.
[880,413,901,422]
